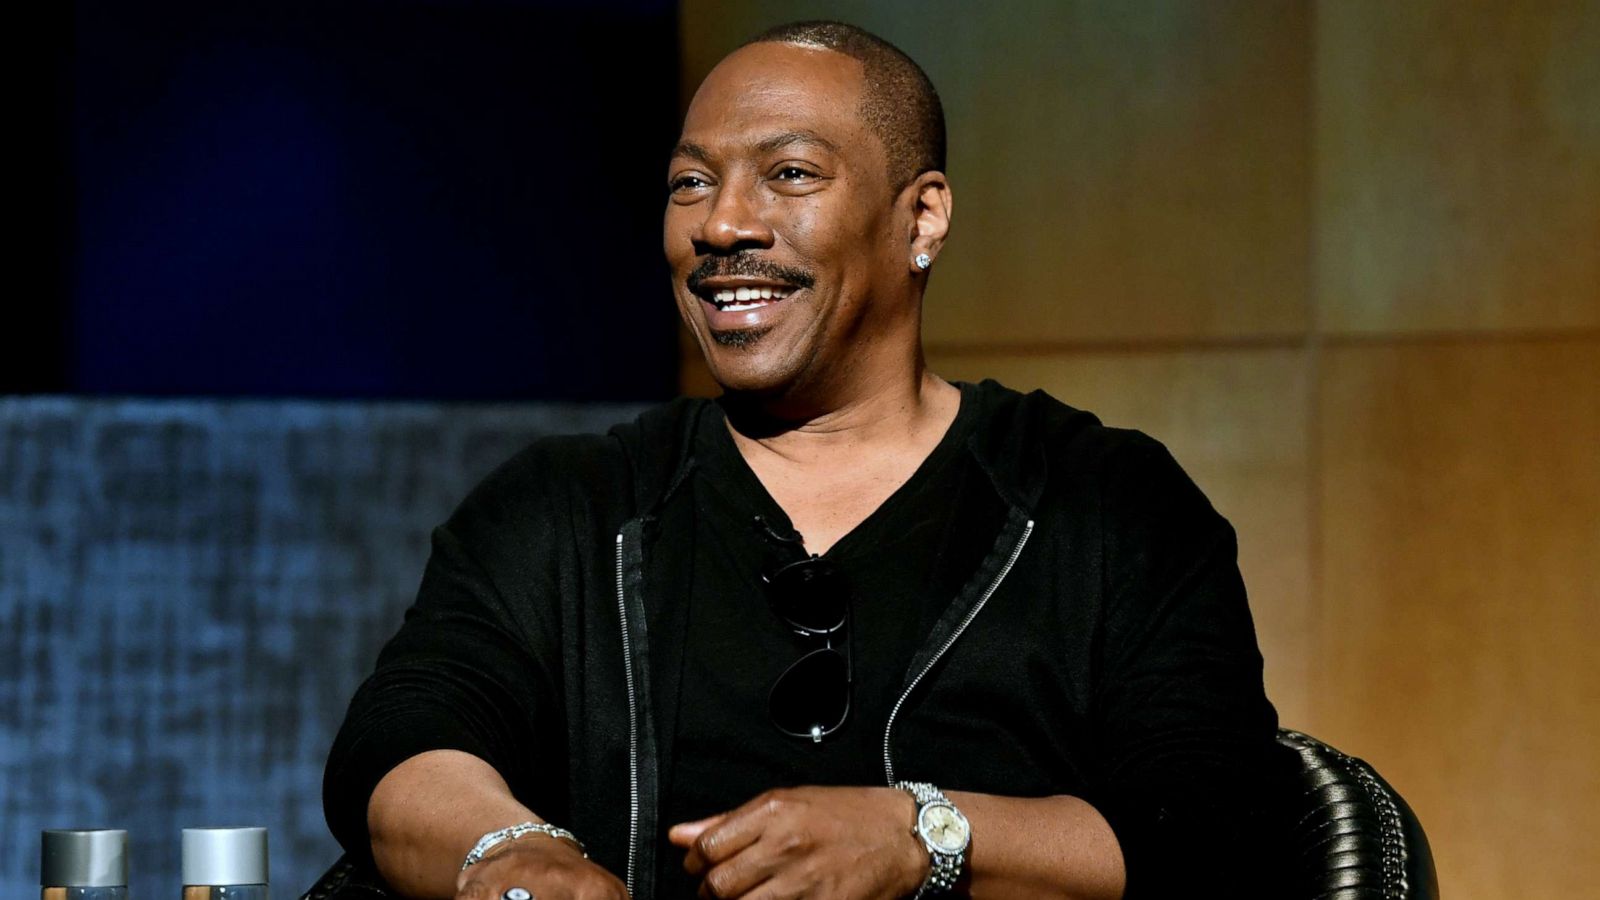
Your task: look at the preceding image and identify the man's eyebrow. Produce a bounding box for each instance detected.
[754,130,840,155]
[671,141,714,165]
[670,132,841,165]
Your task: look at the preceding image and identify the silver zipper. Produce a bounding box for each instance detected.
[615,531,640,895]
[882,519,1035,785]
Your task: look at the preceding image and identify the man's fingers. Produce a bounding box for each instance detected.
[698,848,779,900]
[688,794,781,866]
[675,787,921,898]
[669,812,727,848]
[681,790,797,881]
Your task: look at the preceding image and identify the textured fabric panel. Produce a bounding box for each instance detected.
[0,398,644,899]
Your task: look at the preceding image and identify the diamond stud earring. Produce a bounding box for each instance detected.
[914,253,932,271]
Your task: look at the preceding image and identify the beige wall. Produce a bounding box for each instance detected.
[679,2,1600,895]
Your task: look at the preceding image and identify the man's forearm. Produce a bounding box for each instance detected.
[950,792,1125,900]
[367,750,544,899]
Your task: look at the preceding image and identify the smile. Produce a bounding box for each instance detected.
[710,286,795,312]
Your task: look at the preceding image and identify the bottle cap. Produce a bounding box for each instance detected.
[41,829,129,887]
[182,827,269,886]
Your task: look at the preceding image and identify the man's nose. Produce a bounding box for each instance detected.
[693,182,774,253]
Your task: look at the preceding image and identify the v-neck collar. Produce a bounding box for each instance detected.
[696,382,982,558]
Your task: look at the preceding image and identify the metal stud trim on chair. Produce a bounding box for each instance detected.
[1275,728,1438,900]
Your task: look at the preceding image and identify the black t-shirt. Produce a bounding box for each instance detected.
[658,383,1006,894]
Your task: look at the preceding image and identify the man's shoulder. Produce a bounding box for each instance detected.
[451,396,714,527]
[966,378,1176,489]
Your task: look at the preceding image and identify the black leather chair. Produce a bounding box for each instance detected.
[301,729,1438,899]
[1274,730,1438,899]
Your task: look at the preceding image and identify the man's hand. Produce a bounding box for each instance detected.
[455,838,630,900]
[668,786,927,899]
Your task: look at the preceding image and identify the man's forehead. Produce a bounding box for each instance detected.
[678,42,866,147]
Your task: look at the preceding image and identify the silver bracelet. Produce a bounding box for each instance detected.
[461,821,587,870]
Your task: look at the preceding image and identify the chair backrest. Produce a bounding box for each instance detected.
[1276,729,1439,899]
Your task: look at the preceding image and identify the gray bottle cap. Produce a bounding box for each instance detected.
[41,829,129,887]
[182,827,269,886]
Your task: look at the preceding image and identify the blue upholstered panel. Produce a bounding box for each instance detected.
[0,398,645,897]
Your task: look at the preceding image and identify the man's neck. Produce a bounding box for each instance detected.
[719,366,960,555]
[721,366,961,469]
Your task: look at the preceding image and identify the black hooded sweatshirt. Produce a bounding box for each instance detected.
[324,380,1297,898]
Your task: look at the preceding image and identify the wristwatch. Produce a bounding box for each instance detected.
[897,781,970,897]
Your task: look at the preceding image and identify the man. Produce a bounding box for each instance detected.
[325,21,1293,900]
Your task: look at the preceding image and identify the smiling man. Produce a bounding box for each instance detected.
[325,21,1294,900]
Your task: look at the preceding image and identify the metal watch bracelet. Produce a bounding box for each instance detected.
[898,782,967,897]
[461,821,587,870]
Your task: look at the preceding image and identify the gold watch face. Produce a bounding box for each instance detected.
[918,803,970,854]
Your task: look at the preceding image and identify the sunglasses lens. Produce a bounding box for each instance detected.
[768,647,850,738]
[765,559,847,634]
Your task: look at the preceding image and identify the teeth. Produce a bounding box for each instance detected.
[707,286,796,309]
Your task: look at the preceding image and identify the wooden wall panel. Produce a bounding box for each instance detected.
[929,349,1315,728]
[1317,337,1600,898]
[1315,0,1600,334]
[679,0,1311,345]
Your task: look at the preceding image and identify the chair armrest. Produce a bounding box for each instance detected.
[299,855,396,900]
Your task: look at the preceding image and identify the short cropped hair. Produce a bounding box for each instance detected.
[745,20,946,191]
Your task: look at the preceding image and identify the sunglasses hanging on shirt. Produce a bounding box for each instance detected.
[755,516,853,743]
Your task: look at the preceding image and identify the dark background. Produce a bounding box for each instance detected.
[14,0,680,401]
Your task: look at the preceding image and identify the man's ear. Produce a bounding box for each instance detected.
[905,170,953,272]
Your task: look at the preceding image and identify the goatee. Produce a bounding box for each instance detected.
[711,327,772,348]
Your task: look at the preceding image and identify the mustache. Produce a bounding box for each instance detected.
[686,252,816,295]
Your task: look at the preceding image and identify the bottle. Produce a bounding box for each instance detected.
[41,829,129,900]
[181,827,268,900]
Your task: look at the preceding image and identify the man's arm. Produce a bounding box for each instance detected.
[323,520,558,877]
[670,787,1124,900]
[325,451,610,898]
[953,791,1124,898]
[368,750,624,900]
[1086,436,1294,896]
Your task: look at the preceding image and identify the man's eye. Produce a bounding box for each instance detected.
[670,175,708,192]
[774,167,815,182]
